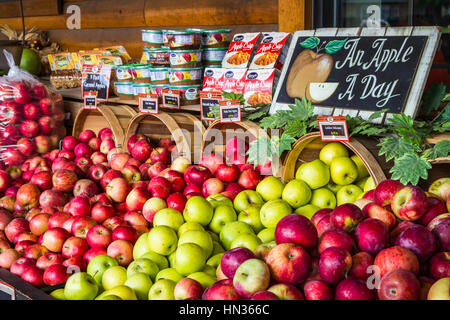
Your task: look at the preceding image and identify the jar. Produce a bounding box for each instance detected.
[114,82,134,100]
[163,30,201,50]
[115,65,134,82]
[169,49,202,68]
[149,67,170,85]
[132,83,152,100]
[202,47,228,66]
[131,64,152,83]
[169,67,203,85]
[150,83,170,102]
[201,29,231,48]
[171,84,202,106]
[141,30,164,48]
[144,47,170,66]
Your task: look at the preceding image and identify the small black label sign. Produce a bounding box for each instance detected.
[318,116,349,141]
[162,89,180,109]
[200,91,222,121]
[81,64,112,101]
[139,94,159,114]
[83,94,97,110]
[219,100,241,123]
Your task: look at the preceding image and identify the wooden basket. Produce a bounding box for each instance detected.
[125,112,205,163]
[281,132,387,184]
[72,104,137,151]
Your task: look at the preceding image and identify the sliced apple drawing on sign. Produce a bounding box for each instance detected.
[286,37,347,101]
[306,82,339,103]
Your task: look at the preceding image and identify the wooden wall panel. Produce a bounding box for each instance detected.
[278,0,312,33]
[0,0,62,18]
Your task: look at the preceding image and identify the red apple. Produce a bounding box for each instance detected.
[355,218,389,255]
[378,269,421,300]
[5,218,30,243]
[86,225,112,248]
[275,214,318,250]
[204,280,241,300]
[221,247,255,279]
[73,179,99,198]
[0,248,20,269]
[161,170,185,193]
[38,116,55,135]
[79,129,96,143]
[0,101,22,125]
[36,252,63,270]
[123,211,147,228]
[167,193,187,213]
[106,178,131,203]
[52,169,78,193]
[19,120,39,138]
[90,151,107,165]
[419,196,447,226]
[131,139,153,162]
[150,147,171,164]
[202,178,225,198]
[61,236,89,259]
[16,183,41,210]
[374,179,404,207]
[62,136,78,151]
[83,247,107,264]
[88,164,108,184]
[318,246,352,284]
[30,171,52,191]
[335,277,375,300]
[267,283,304,300]
[48,212,70,229]
[29,213,50,236]
[216,164,240,183]
[238,168,262,190]
[10,257,36,277]
[100,138,115,154]
[65,196,92,217]
[90,202,115,224]
[14,240,35,255]
[330,203,364,233]
[100,169,122,190]
[362,202,397,230]
[318,229,354,254]
[24,243,49,260]
[174,278,204,300]
[34,135,52,154]
[349,251,374,280]
[88,137,102,151]
[21,265,44,288]
[225,137,248,160]
[266,243,311,285]
[396,224,436,261]
[112,225,138,244]
[71,216,96,239]
[103,216,127,231]
[122,164,142,184]
[99,128,113,141]
[43,263,69,286]
[39,189,68,210]
[374,246,420,277]
[62,255,87,272]
[40,228,70,253]
[184,165,212,186]
[107,239,133,266]
[429,252,450,280]
[199,153,223,174]
[303,280,334,300]
[427,213,450,251]
[0,209,12,230]
[183,184,202,197]
[392,186,428,221]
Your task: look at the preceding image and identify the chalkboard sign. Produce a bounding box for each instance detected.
[81,64,112,101]
[162,89,180,110]
[318,116,349,141]
[139,94,158,114]
[271,27,441,122]
[220,100,241,123]
[83,94,97,110]
[200,91,222,121]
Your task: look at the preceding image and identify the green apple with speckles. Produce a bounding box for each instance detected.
[209,205,237,234]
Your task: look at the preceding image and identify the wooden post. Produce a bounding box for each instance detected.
[278,0,312,33]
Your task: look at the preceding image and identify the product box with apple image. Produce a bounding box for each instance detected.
[249,32,292,70]
[202,67,227,91]
[243,68,280,107]
[221,68,248,94]
[222,33,261,69]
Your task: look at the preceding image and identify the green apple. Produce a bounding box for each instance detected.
[233,190,264,213]
[96,294,122,300]
[124,273,153,300]
[212,241,225,255]
[127,258,159,281]
[295,159,330,189]
[175,243,206,275]
[282,179,311,208]
[256,176,285,201]
[238,205,264,233]
[209,205,237,234]
[147,225,178,256]
[319,142,349,165]
[330,156,358,185]
[202,264,216,277]
[178,221,204,237]
[206,194,234,208]
[230,233,262,251]
[187,272,216,289]
[64,272,98,300]
[207,253,224,268]
[87,254,118,286]
[356,177,368,190]
[233,258,271,298]
[168,251,176,267]
[295,204,320,220]
[310,188,337,209]
[364,176,376,192]
[260,199,292,228]
[208,231,219,242]
[133,232,150,260]
[97,285,137,300]
[140,251,169,271]
[153,208,185,231]
[178,230,213,258]
[336,184,363,205]
[257,228,275,243]
[219,221,255,250]
[101,265,127,290]
[50,288,65,300]
[183,196,214,226]
[149,279,176,300]
[156,267,184,283]
[326,181,343,194]
[351,155,369,180]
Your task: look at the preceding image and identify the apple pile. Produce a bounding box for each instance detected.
[0,80,66,167]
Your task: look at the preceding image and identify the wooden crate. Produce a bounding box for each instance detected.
[125,112,205,163]
[281,132,387,184]
[72,104,137,151]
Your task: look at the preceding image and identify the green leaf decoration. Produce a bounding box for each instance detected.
[284,120,307,139]
[390,154,432,186]
[222,92,245,105]
[423,140,450,160]
[378,136,422,162]
[209,105,221,121]
[368,108,390,121]
[246,104,271,121]
[246,137,273,168]
[325,38,348,54]
[299,37,320,50]
[421,83,446,116]
[270,133,296,157]
[444,93,450,102]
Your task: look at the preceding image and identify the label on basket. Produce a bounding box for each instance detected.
[81,64,112,101]
[162,88,181,110]
[318,116,349,142]
[83,92,97,110]
[139,93,159,114]
[219,100,241,123]
[200,90,222,121]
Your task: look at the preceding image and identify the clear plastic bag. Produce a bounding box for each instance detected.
[0,49,65,167]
